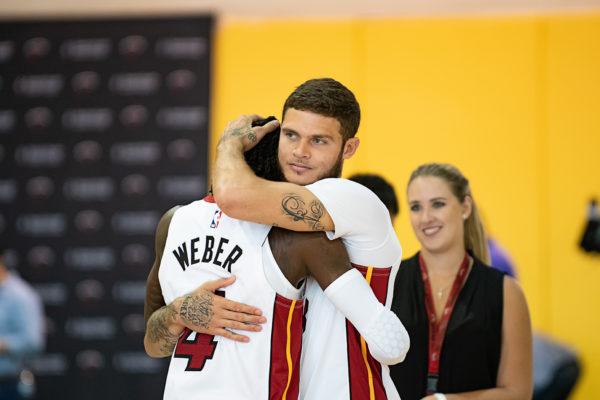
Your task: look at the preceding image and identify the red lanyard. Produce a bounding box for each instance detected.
[419,252,470,395]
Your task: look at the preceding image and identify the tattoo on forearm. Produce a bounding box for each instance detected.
[147,305,180,356]
[230,127,257,143]
[282,193,325,231]
[179,291,214,329]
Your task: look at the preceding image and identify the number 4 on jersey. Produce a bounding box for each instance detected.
[173,328,218,371]
[173,290,224,371]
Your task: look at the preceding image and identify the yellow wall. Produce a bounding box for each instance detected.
[212,15,600,398]
[545,15,600,398]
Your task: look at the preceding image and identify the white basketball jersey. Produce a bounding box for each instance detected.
[159,196,304,400]
[301,179,402,400]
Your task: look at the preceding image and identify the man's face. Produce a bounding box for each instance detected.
[278,108,359,186]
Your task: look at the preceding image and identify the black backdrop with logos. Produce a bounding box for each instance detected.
[0,16,212,399]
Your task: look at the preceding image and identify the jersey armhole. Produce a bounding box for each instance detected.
[262,239,304,300]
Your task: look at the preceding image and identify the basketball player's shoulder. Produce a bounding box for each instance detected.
[169,197,217,221]
[308,177,373,196]
[306,178,387,217]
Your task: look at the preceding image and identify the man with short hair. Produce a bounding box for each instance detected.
[213,78,405,399]
[144,96,408,399]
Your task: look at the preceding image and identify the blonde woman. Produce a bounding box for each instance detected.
[390,163,532,400]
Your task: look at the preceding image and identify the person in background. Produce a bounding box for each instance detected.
[352,169,578,400]
[390,163,533,400]
[488,237,581,400]
[0,247,45,400]
[349,173,399,226]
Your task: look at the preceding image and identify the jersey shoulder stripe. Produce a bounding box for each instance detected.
[268,295,304,400]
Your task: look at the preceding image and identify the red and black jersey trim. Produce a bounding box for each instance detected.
[346,264,392,400]
[267,294,304,400]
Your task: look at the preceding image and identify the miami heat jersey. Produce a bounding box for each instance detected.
[301,178,403,400]
[159,196,304,400]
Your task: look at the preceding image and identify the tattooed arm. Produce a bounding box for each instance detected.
[144,206,179,326]
[145,276,263,357]
[143,206,182,357]
[143,208,267,358]
[144,304,182,358]
[213,114,334,232]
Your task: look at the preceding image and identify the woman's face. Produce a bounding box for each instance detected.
[407,176,471,255]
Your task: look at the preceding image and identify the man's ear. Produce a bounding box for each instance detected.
[342,137,360,160]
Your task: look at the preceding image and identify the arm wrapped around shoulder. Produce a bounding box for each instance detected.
[324,269,409,365]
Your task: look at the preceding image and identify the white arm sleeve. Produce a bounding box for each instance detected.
[324,269,410,365]
[305,178,390,244]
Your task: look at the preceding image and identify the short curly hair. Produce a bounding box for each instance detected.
[244,117,285,182]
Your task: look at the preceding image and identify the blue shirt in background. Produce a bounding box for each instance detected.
[0,273,45,378]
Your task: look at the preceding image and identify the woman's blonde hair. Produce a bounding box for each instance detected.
[408,163,490,264]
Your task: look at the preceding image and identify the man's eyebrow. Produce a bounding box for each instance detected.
[311,133,335,140]
[281,128,335,140]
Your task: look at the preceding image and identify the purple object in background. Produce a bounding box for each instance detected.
[487,238,516,278]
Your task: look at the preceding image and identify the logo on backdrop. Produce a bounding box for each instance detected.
[118,35,148,58]
[60,38,112,61]
[0,110,16,133]
[23,37,50,61]
[0,41,15,63]
[13,74,63,98]
[25,107,53,131]
[4,17,212,398]
[71,71,101,95]
[15,144,66,168]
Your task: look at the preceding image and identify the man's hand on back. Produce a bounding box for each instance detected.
[174,276,267,341]
[218,114,280,152]
[144,276,267,358]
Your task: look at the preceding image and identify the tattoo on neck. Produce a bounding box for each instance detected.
[282,193,325,231]
[179,291,214,329]
[230,127,257,143]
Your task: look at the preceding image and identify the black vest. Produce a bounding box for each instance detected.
[390,252,505,400]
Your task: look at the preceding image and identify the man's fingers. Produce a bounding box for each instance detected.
[220,113,278,151]
[220,309,266,325]
[217,329,250,343]
[253,119,280,137]
[247,118,277,149]
[220,319,263,332]
[216,296,264,316]
[200,275,236,293]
